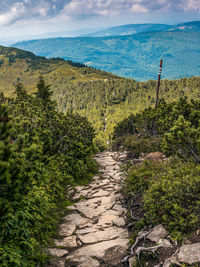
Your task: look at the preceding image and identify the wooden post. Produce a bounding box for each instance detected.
[155,59,163,109]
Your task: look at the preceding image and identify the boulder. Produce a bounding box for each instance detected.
[147,224,167,243]
[178,243,200,264]
[102,245,127,266]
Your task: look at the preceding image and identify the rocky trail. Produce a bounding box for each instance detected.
[47,150,200,267]
[48,151,130,267]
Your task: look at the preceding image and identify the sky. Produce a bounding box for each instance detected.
[0,0,200,38]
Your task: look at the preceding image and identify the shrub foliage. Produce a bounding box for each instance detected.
[0,78,95,266]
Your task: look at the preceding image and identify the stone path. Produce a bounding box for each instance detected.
[48,151,129,267]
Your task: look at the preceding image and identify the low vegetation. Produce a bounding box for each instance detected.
[0,77,96,266]
[114,96,200,240]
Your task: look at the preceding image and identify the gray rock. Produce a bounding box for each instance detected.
[48,258,66,267]
[112,204,126,214]
[66,238,129,259]
[59,223,76,237]
[147,224,167,243]
[178,243,200,264]
[47,248,68,257]
[77,226,128,244]
[66,255,100,266]
[89,189,110,198]
[75,202,105,218]
[98,210,121,227]
[158,239,172,248]
[113,217,126,227]
[102,245,127,266]
[63,213,91,227]
[76,226,100,235]
[54,235,77,248]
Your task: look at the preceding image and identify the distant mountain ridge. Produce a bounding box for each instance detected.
[80,23,172,37]
[81,21,200,37]
[13,30,200,81]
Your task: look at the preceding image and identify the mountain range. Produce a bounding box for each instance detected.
[81,21,200,37]
[13,28,200,81]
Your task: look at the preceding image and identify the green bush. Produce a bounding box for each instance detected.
[0,78,96,266]
[144,161,200,239]
[113,134,161,157]
[124,160,200,240]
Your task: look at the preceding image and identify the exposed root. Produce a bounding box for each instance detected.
[130,230,152,254]
[122,230,152,264]
[136,245,163,267]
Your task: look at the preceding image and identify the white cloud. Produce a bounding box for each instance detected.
[131,4,149,13]
[0,2,26,26]
[63,0,152,18]
[0,0,199,28]
[182,0,200,13]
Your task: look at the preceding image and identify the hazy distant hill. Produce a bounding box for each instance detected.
[170,21,200,32]
[81,21,200,37]
[81,23,172,37]
[13,31,200,81]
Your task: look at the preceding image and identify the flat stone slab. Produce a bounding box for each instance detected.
[59,223,76,237]
[63,213,91,227]
[89,189,110,198]
[48,248,68,257]
[178,243,200,264]
[78,226,128,244]
[54,235,77,248]
[66,238,129,259]
[112,204,126,214]
[76,226,100,235]
[98,210,121,227]
[75,202,105,219]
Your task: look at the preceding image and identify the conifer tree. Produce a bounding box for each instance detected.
[35,76,53,104]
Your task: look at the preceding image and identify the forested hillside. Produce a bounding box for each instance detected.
[0,46,119,96]
[53,77,200,146]
[0,46,200,146]
[13,31,200,80]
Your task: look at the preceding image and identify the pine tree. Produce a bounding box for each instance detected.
[35,76,53,104]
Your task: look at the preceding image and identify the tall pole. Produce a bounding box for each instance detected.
[155,59,163,109]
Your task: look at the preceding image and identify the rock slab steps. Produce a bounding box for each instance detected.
[47,151,129,267]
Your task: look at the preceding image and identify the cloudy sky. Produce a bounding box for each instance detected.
[0,0,200,38]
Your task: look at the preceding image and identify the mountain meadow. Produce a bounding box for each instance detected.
[0,44,200,266]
